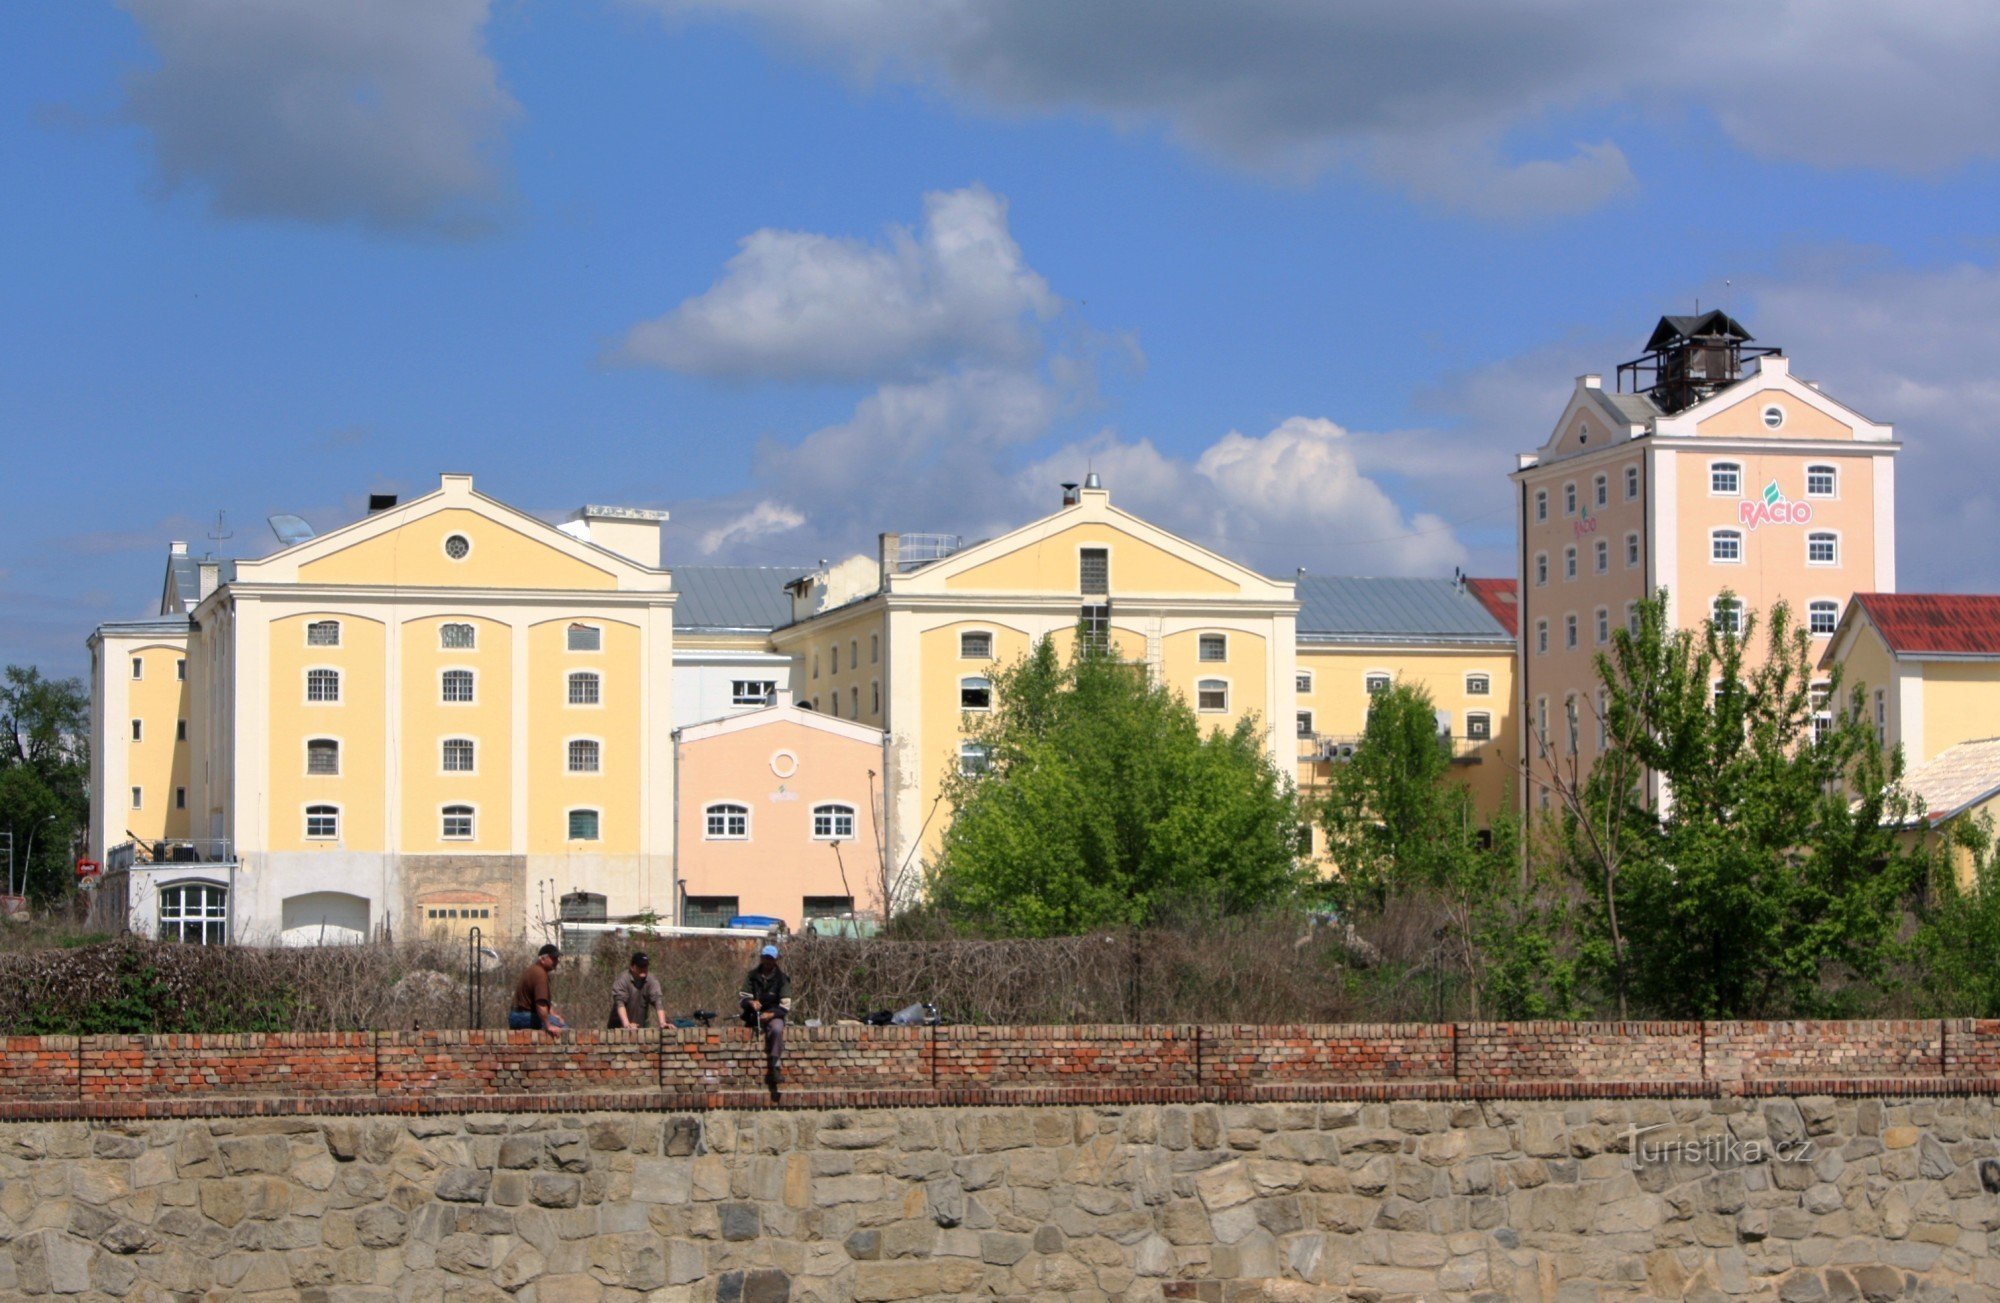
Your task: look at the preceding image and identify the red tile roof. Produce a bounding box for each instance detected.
[1855,593,2000,657]
[1465,577,1518,637]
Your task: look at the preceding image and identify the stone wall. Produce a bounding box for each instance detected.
[5,1096,2000,1301]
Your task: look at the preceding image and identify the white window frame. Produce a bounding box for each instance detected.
[1761,404,1786,430]
[959,630,994,660]
[1593,473,1608,508]
[811,802,857,842]
[1807,531,1839,566]
[1710,529,1744,564]
[1363,671,1391,695]
[1534,489,1548,522]
[703,802,750,841]
[1196,679,1230,713]
[305,667,341,704]
[1711,596,1743,636]
[1625,531,1640,568]
[441,737,476,774]
[1564,613,1578,650]
[1534,552,1548,587]
[958,741,992,777]
[1595,607,1610,645]
[1805,464,1837,499]
[1807,599,1839,637]
[1564,547,1577,581]
[566,623,602,653]
[568,671,601,707]
[568,808,601,842]
[1295,670,1313,693]
[959,676,993,712]
[1709,461,1742,496]
[440,622,476,650]
[729,679,776,707]
[1624,465,1640,500]
[1535,620,1549,656]
[441,804,476,841]
[1078,546,1111,595]
[1594,539,1609,574]
[1465,711,1492,742]
[305,804,341,841]
[566,737,602,775]
[1626,602,1641,636]
[1564,482,1577,516]
[306,737,341,777]
[1197,632,1228,663]
[306,620,341,648]
[158,881,228,945]
[440,668,476,704]
[443,532,473,561]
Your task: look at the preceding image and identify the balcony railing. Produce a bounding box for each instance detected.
[107,838,237,872]
[1297,733,1492,766]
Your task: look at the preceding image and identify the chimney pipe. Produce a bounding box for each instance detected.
[1083,472,1103,491]
[879,533,901,587]
[1061,482,1079,507]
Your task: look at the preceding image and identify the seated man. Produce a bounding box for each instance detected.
[739,944,791,1093]
[508,944,566,1035]
[608,951,665,1030]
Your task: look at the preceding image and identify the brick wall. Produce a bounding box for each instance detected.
[3,1020,1997,1118]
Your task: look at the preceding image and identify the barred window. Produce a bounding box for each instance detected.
[307,739,339,775]
[568,672,600,705]
[307,669,340,702]
[441,669,474,703]
[307,620,340,647]
[1198,633,1227,662]
[442,738,475,772]
[568,809,600,841]
[960,631,993,659]
[440,623,475,649]
[567,739,600,773]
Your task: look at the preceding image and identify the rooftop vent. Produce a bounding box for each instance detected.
[367,493,399,513]
[1083,471,1103,490]
[1061,481,1079,506]
[1616,310,1781,415]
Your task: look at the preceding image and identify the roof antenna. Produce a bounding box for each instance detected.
[205,509,234,560]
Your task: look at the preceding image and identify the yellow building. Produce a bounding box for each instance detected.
[769,477,1302,893]
[89,474,677,944]
[1292,576,1518,856]
[1821,593,2000,766]
[1513,312,1898,809]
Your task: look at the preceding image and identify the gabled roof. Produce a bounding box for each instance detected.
[1645,310,1754,351]
[675,700,885,745]
[1854,593,2000,658]
[674,566,802,632]
[1900,737,2000,826]
[1463,577,1519,637]
[1297,577,1514,646]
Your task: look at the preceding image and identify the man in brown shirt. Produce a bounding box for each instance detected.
[608,952,665,1029]
[509,944,565,1034]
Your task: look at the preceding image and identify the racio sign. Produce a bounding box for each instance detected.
[1739,479,1813,530]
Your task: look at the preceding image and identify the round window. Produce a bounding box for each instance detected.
[444,534,471,560]
[770,750,798,779]
[1761,405,1785,430]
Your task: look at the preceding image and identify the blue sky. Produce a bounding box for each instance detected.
[7,1,2000,674]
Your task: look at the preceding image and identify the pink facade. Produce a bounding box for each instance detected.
[673,704,888,930]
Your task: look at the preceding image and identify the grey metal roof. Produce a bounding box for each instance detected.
[1296,576,1513,645]
[673,566,803,632]
[1602,391,1660,425]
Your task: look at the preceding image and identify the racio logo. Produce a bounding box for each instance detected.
[1738,479,1813,530]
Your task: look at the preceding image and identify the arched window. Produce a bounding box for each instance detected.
[567,671,600,705]
[704,803,749,840]
[1808,599,1839,636]
[959,742,992,776]
[1465,711,1492,742]
[306,738,340,776]
[440,622,476,649]
[1806,464,1837,498]
[306,668,340,702]
[1364,672,1391,694]
[306,620,341,647]
[1465,674,1490,696]
[305,805,340,840]
[960,676,992,711]
[812,803,856,841]
[1807,532,1838,565]
[441,805,474,839]
[1197,679,1229,712]
[1710,462,1742,496]
[442,738,475,772]
[159,882,227,944]
[441,669,474,703]
[567,739,600,773]
[1711,529,1743,563]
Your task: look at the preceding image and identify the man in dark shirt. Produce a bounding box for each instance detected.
[608,952,665,1030]
[739,944,791,1094]
[509,944,565,1034]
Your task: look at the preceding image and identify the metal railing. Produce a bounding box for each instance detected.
[1296,733,1492,765]
[108,837,237,869]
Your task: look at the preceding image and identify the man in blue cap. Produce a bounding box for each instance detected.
[739,943,791,1094]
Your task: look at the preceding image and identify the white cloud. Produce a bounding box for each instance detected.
[119,0,518,236]
[652,1,2000,218]
[617,185,1059,381]
[695,500,806,555]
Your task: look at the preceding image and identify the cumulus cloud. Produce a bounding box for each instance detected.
[119,0,518,235]
[651,1,2000,218]
[695,500,806,555]
[617,185,1059,381]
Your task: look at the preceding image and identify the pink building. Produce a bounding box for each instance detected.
[673,699,889,931]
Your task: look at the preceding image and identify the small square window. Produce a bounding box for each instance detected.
[1711,463,1741,496]
[440,623,476,650]
[1197,680,1229,712]
[1466,674,1490,696]
[705,804,749,839]
[306,805,339,839]
[1808,533,1838,565]
[306,621,340,647]
[567,739,600,773]
[960,677,992,711]
[1364,673,1390,695]
[1712,531,1742,563]
[442,738,475,772]
[569,672,601,705]
[960,631,993,659]
[441,670,474,703]
[812,804,856,840]
[1295,711,1314,739]
[307,668,340,702]
[730,679,775,707]
[1809,601,1839,636]
[1466,713,1491,741]
[959,742,992,776]
[568,809,600,841]
[1295,671,1313,693]
[1198,633,1227,662]
[1807,465,1836,498]
[442,806,474,839]
[567,624,601,652]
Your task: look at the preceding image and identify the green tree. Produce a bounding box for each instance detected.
[1912,816,2000,1016]
[1555,592,1923,1019]
[0,666,91,902]
[1321,681,1577,1019]
[926,635,1308,936]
